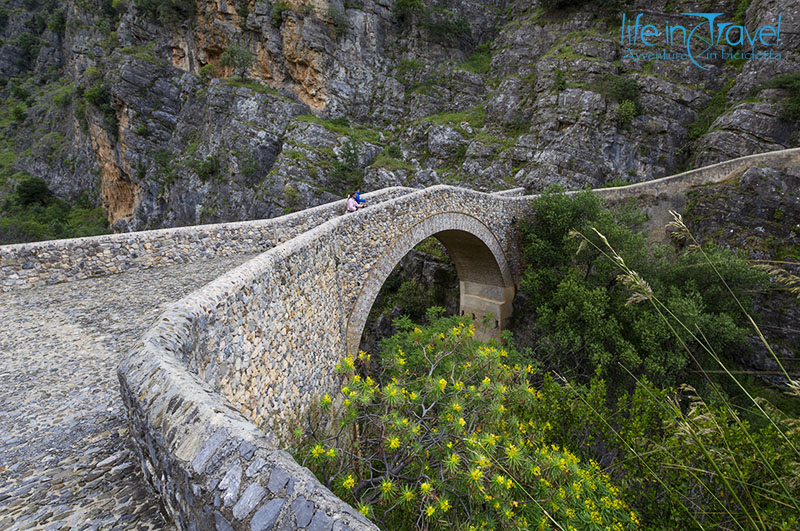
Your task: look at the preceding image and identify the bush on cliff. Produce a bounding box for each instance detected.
[134,0,195,24]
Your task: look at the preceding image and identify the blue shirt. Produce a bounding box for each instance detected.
[355,191,366,204]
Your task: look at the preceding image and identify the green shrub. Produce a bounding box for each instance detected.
[422,8,469,42]
[392,0,424,20]
[328,7,349,36]
[756,72,800,122]
[136,124,151,137]
[540,0,630,12]
[16,177,51,206]
[194,155,221,182]
[606,75,639,104]
[83,83,108,106]
[47,8,66,35]
[236,0,249,19]
[397,58,422,82]
[220,43,255,78]
[10,104,27,123]
[295,313,640,530]
[283,183,301,209]
[52,84,74,106]
[616,99,637,124]
[553,68,566,92]
[199,63,219,80]
[134,0,196,23]
[271,1,290,28]
[384,144,401,158]
[332,138,362,190]
[10,84,31,103]
[154,148,172,167]
[14,32,43,64]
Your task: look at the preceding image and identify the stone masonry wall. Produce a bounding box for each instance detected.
[0,188,415,292]
[118,185,527,530]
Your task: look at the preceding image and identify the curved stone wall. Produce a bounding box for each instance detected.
[118,185,529,529]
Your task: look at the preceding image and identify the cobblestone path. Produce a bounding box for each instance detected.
[0,255,257,530]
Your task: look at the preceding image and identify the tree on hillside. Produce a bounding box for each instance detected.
[220,42,255,79]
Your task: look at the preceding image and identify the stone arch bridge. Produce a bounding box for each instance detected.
[1,148,798,530]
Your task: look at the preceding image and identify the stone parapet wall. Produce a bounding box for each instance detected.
[591,148,800,240]
[119,259,375,530]
[0,188,415,291]
[595,147,800,202]
[118,185,527,529]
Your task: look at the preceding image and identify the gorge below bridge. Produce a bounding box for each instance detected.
[1,148,798,530]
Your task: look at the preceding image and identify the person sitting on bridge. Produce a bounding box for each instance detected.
[346,192,362,213]
[354,186,367,207]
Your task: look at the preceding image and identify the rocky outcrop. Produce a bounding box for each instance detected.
[684,165,800,383]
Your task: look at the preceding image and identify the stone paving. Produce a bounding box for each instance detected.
[0,255,257,530]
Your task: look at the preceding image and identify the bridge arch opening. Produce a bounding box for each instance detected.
[345,213,515,355]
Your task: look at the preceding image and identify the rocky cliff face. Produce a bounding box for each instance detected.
[684,165,800,382]
[0,0,798,231]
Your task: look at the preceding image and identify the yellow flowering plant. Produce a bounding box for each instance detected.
[294,312,638,530]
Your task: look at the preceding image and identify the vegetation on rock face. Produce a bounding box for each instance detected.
[133,0,196,24]
[332,138,363,190]
[754,73,800,122]
[220,43,255,79]
[0,176,109,244]
[615,99,636,124]
[539,0,631,12]
[688,79,734,141]
[271,1,290,28]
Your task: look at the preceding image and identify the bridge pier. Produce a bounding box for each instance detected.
[459,280,514,341]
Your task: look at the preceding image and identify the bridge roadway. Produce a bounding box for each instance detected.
[0,254,257,530]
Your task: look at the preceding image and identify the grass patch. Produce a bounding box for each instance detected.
[418,106,486,131]
[222,77,282,97]
[689,78,734,141]
[459,43,491,74]
[294,114,385,144]
[370,151,415,172]
[120,43,162,65]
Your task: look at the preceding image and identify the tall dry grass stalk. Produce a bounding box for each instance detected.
[569,211,800,529]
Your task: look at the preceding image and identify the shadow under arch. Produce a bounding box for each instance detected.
[345,212,515,355]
